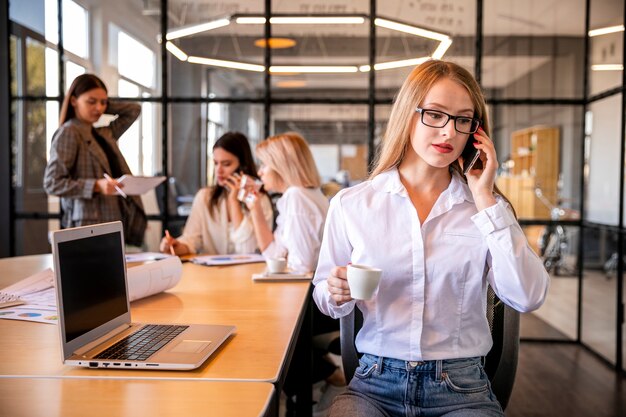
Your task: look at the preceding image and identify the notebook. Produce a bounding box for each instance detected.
[51,221,235,370]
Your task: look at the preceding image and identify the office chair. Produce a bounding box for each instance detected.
[340,286,520,410]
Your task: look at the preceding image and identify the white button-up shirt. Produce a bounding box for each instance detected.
[313,169,549,361]
[263,186,329,273]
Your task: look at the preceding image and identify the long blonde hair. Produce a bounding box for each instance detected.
[370,60,512,211]
[256,132,321,188]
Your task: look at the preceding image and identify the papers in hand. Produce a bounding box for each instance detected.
[191,253,265,266]
[252,270,313,281]
[116,175,166,195]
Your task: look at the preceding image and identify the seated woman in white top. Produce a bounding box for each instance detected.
[160,131,273,255]
[313,60,550,416]
[246,132,329,273]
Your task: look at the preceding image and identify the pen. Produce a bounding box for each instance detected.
[165,230,176,256]
[103,173,127,199]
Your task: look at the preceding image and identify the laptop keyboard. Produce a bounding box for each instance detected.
[95,324,189,361]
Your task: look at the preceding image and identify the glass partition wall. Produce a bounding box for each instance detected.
[4,0,625,372]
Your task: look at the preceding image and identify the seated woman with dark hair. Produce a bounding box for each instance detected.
[160,131,274,255]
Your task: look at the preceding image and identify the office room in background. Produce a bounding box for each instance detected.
[1,1,625,417]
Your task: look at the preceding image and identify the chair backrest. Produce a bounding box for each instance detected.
[340,286,520,410]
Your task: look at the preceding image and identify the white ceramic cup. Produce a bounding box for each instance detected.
[347,264,382,300]
[266,257,288,274]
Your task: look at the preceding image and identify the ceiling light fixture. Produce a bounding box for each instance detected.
[275,80,308,88]
[591,64,623,71]
[374,18,449,42]
[254,38,297,49]
[166,42,188,61]
[432,38,453,59]
[588,25,624,37]
[270,66,359,73]
[359,56,430,72]
[187,56,265,72]
[236,16,365,25]
[166,18,230,40]
[235,17,266,24]
[165,14,452,74]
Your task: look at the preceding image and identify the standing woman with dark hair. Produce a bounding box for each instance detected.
[44,74,146,246]
[160,131,274,256]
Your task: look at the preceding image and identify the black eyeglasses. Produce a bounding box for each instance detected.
[415,107,481,134]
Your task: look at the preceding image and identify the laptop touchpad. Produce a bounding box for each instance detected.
[171,340,212,353]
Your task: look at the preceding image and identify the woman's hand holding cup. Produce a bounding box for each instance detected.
[347,264,382,300]
[238,175,263,207]
[328,266,353,305]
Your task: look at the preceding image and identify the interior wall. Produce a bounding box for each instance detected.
[586,94,622,224]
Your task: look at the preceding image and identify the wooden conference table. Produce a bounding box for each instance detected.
[0,379,274,417]
[0,254,314,416]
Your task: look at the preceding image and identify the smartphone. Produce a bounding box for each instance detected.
[461,135,482,175]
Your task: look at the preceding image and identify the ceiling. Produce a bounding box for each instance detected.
[140,0,622,91]
[155,0,622,35]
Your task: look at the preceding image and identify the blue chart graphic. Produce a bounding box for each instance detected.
[18,312,42,318]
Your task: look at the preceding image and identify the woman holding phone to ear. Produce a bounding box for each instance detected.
[312,60,549,416]
[160,131,273,256]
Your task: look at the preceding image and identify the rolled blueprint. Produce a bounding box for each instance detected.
[127,256,182,302]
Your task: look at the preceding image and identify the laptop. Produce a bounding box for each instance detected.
[51,221,235,370]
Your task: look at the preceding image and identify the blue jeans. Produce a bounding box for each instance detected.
[329,354,504,417]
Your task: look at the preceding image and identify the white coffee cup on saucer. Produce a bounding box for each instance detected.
[266,257,288,274]
[347,264,382,300]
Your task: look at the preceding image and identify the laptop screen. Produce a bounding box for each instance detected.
[57,231,128,343]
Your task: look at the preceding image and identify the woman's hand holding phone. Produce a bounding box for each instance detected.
[224,172,242,199]
[462,127,498,211]
[460,134,482,175]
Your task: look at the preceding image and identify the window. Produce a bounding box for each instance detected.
[62,0,89,58]
[117,31,155,89]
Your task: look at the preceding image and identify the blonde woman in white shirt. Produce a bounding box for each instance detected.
[160,132,273,256]
[246,132,337,405]
[313,60,550,417]
[246,132,329,273]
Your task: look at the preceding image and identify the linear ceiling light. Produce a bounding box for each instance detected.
[237,16,365,24]
[166,15,452,72]
[166,18,230,40]
[588,25,624,37]
[187,56,265,72]
[166,42,188,61]
[375,18,449,42]
[270,66,358,73]
[359,56,431,72]
[432,38,453,59]
[235,17,266,24]
[591,64,624,71]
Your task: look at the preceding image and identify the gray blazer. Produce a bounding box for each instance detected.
[44,101,146,245]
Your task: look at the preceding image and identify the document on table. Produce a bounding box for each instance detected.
[126,256,183,302]
[191,253,266,266]
[0,268,58,324]
[125,252,175,263]
[0,257,184,324]
[116,175,166,195]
